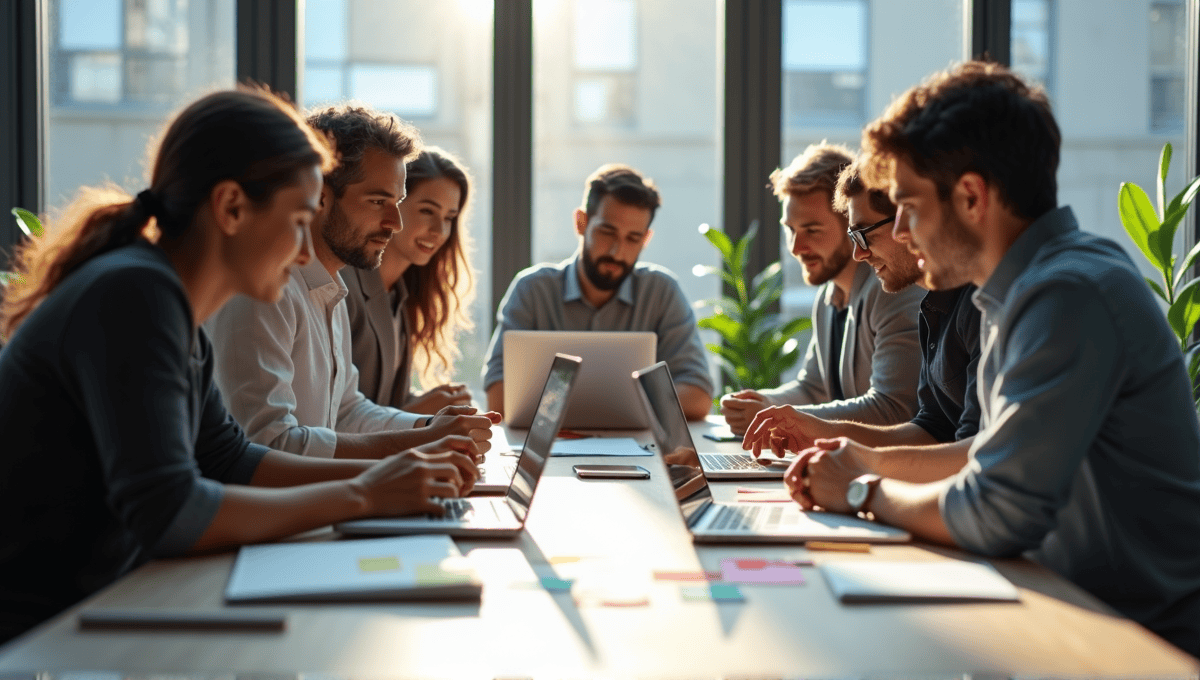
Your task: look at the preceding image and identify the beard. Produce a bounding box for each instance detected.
[322,201,389,270]
[917,208,980,290]
[581,249,634,291]
[801,239,853,286]
[873,251,923,293]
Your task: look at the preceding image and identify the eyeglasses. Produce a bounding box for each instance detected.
[847,215,896,251]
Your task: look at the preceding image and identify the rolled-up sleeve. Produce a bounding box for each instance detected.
[941,281,1122,556]
[653,275,712,394]
[483,275,537,389]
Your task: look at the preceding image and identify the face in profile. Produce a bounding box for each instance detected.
[388,176,461,269]
[781,191,853,287]
[889,158,980,290]
[847,193,921,293]
[576,195,652,292]
[233,164,322,303]
[323,147,407,270]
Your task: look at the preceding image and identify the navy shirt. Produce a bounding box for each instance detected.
[910,286,982,442]
[0,242,267,643]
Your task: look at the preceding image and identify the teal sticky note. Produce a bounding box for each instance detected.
[540,576,574,592]
[708,583,745,602]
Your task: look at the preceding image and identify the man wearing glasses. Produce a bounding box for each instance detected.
[721,143,924,436]
[742,157,982,481]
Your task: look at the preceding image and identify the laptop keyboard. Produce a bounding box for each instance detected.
[420,498,472,522]
[479,463,517,483]
[709,504,786,531]
[704,453,778,471]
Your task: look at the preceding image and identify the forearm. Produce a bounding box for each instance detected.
[187,481,367,552]
[332,429,435,459]
[677,383,712,421]
[869,437,972,483]
[486,382,504,416]
[250,449,373,487]
[869,478,957,546]
[822,421,938,449]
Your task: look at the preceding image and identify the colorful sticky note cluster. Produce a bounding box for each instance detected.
[681,583,745,603]
[719,557,805,585]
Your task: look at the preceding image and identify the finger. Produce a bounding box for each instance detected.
[437,405,478,417]
[474,439,492,456]
[426,461,467,494]
[423,479,460,503]
[484,411,503,424]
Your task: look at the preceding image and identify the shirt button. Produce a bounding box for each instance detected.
[929,342,936,351]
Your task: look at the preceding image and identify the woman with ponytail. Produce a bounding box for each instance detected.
[0,87,480,643]
[343,146,477,413]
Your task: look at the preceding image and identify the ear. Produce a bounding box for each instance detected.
[210,180,248,237]
[951,172,990,229]
[574,208,589,237]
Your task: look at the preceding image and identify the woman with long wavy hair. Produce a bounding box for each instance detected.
[0,88,478,644]
[344,146,477,413]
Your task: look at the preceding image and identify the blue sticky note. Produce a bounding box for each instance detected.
[708,583,745,602]
[540,576,574,592]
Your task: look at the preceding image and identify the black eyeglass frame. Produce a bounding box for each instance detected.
[847,215,896,250]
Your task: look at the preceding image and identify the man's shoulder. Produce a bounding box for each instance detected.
[630,261,684,289]
[510,260,570,290]
[1018,231,1145,304]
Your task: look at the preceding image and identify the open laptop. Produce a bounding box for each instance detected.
[633,361,910,544]
[337,354,580,539]
[504,330,654,429]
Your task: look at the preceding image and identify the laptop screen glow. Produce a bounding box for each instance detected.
[633,362,714,528]
[505,354,580,522]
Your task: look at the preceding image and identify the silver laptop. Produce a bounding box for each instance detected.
[504,330,654,429]
[337,354,580,539]
[633,361,910,544]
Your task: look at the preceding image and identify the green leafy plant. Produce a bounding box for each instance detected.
[1117,142,1200,400]
[694,220,811,397]
[1,207,44,288]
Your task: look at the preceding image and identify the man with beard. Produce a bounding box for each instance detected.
[743,157,982,471]
[745,62,1200,657]
[207,103,498,460]
[721,143,924,436]
[483,164,712,420]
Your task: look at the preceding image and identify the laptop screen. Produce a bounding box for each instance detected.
[633,362,714,528]
[505,353,581,522]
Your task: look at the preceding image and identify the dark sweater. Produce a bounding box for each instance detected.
[0,242,267,643]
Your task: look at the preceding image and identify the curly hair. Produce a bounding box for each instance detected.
[306,102,421,197]
[581,164,662,223]
[860,61,1060,222]
[770,142,855,200]
[401,147,476,387]
[833,156,896,218]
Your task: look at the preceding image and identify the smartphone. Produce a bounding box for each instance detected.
[573,464,651,479]
[702,432,742,443]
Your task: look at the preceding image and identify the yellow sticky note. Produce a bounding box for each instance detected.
[415,563,474,586]
[358,555,401,572]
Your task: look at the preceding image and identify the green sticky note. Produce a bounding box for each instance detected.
[682,584,745,602]
[540,576,574,592]
[358,556,401,573]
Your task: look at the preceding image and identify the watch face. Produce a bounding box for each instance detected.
[847,480,868,509]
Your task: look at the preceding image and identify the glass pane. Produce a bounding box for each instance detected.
[780,0,966,324]
[533,0,722,381]
[1023,0,1190,284]
[299,0,495,393]
[45,0,236,205]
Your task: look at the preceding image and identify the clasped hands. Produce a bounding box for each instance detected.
[741,405,878,514]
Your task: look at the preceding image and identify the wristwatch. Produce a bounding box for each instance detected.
[846,474,883,513]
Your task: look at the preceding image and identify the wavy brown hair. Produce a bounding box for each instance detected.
[402,147,476,387]
[1,86,333,339]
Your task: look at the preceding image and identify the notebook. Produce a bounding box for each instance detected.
[336,353,580,538]
[503,330,655,429]
[820,560,1020,603]
[225,534,481,603]
[634,361,911,544]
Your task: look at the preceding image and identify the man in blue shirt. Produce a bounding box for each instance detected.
[745,61,1200,656]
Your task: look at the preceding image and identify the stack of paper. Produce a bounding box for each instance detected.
[820,560,1020,603]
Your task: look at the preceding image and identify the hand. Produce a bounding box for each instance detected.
[741,405,824,459]
[425,405,503,455]
[405,383,473,415]
[352,444,477,517]
[416,435,484,495]
[719,390,770,435]
[663,445,700,468]
[783,437,877,513]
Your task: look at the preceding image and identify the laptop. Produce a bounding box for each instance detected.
[504,330,655,429]
[337,353,580,539]
[633,361,911,544]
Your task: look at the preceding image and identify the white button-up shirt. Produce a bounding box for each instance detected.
[205,259,421,458]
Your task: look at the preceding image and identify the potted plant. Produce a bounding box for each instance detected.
[1,207,43,288]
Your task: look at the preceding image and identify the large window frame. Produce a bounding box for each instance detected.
[3,0,1198,329]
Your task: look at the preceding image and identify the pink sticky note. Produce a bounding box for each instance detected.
[720,557,805,585]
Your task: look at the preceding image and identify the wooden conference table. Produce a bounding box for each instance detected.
[0,417,1196,679]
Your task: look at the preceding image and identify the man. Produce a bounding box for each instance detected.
[744,157,981,477]
[721,143,924,435]
[483,164,712,420]
[746,62,1200,656]
[208,103,496,459]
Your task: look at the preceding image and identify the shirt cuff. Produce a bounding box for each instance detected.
[151,477,224,557]
[226,443,270,485]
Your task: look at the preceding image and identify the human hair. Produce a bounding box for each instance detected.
[860,60,1060,222]
[401,147,476,387]
[833,156,896,217]
[581,164,662,223]
[305,102,421,197]
[1,86,334,338]
[770,142,855,200]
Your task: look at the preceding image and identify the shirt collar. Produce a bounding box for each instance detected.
[298,257,348,308]
[565,255,635,307]
[821,261,872,310]
[975,206,1077,311]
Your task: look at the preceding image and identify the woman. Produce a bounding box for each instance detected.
[344,147,477,414]
[0,88,478,643]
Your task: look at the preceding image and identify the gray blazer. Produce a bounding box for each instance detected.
[760,261,923,425]
[343,267,413,409]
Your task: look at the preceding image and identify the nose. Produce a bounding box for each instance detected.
[851,240,870,261]
[384,203,402,233]
[893,206,912,244]
[294,224,314,267]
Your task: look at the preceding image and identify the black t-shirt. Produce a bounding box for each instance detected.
[910,286,983,442]
[0,242,267,643]
[828,306,850,402]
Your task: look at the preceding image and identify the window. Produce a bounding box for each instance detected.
[1150,0,1186,133]
[571,0,637,126]
[1011,0,1054,98]
[783,0,868,128]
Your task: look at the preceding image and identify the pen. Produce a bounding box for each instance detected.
[78,609,287,632]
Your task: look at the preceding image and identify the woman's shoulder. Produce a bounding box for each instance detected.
[56,243,189,323]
